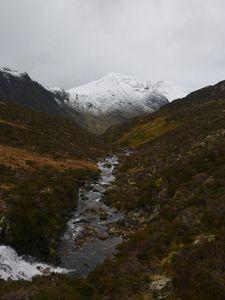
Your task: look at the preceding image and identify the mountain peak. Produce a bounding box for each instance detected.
[0,67,28,78]
[67,73,169,116]
[103,72,125,78]
[101,72,136,80]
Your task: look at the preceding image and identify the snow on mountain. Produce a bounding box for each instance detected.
[0,245,68,281]
[0,67,28,79]
[152,80,189,102]
[66,73,186,115]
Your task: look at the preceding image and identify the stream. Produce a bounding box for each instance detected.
[58,154,123,276]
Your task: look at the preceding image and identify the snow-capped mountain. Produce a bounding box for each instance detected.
[0,67,188,134]
[0,67,28,78]
[49,72,188,133]
[66,73,171,115]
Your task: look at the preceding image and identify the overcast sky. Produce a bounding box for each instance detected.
[0,0,225,91]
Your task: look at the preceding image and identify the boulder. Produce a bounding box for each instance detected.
[96,232,108,240]
[193,234,216,245]
[149,277,173,300]
[103,162,112,168]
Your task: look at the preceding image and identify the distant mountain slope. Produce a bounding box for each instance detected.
[0,68,186,134]
[152,79,188,101]
[0,67,67,116]
[65,73,187,133]
[106,79,225,146]
[67,73,170,114]
[0,97,103,159]
[0,67,105,134]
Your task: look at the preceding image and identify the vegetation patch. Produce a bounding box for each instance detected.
[0,118,28,130]
[0,144,98,172]
[117,117,182,147]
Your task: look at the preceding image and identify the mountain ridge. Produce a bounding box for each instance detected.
[66,72,188,114]
[0,67,67,117]
[0,67,186,133]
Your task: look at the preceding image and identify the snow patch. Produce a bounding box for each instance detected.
[0,67,27,78]
[152,80,188,101]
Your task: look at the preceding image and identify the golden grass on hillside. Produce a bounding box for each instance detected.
[0,144,98,171]
[0,118,28,130]
[117,117,182,147]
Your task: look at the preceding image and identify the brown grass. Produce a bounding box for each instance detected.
[0,118,28,130]
[0,144,98,172]
[0,183,16,191]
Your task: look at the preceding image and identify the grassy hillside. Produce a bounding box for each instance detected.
[0,99,104,262]
[1,81,225,299]
[96,81,225,299]
[0,99,103,158]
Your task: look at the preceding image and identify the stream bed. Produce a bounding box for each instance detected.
[58,154,123,276]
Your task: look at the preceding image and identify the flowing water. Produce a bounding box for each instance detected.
[58,154,123,276]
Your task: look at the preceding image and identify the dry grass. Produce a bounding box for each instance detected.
[0,144,98,172]
[0,199,7,213]
[0,118,28,130]
[0,183,16,190]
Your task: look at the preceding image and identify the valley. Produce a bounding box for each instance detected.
[0,74,225,300]
[0,68,187,134]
